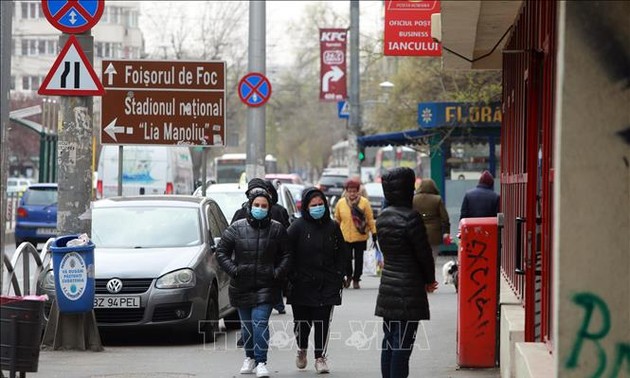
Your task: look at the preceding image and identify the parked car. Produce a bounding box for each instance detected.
[316,173,348,199]
[15,183,57,248]
[7,177,33,195]
[39,195,238,340]
[193,183,248,221]
[282,183,306,211]
[363,182,385,218]
[265,173,304,185]
[194,182,300,223]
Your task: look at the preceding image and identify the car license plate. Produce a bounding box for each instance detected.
[94,296,140,308]
[37,227,56,235]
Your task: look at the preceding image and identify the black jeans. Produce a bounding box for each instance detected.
[345,241,367,281]
[292,304,333,359]
[381,319,419,378]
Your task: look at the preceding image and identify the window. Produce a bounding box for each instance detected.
[21,1,41,19]
[125,9,138,28]
[96,42,123,59]
[11,38,15,55]
[22,39,37,55]
[10,76,15,90]
[22,75,41,91]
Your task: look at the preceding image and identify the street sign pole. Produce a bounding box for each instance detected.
[0,0,12,270]
[246,1,266,181]
[348,0,361,178]
[39,0,105,351]
[41,31,104,352]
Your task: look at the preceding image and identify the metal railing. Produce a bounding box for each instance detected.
[1,239,53,296]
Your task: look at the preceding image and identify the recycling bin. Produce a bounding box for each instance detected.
[0,295,45,374]
[51,235,95,313]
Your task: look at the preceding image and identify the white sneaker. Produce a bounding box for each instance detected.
[255,362,270,377]
[315,357,330,374]
[240,357,256,374]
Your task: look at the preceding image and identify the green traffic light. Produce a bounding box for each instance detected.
[359,151,365,161]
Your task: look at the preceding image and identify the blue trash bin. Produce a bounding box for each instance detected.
[51,235,95,313]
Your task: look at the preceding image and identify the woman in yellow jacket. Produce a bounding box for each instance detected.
[334,178,377,289]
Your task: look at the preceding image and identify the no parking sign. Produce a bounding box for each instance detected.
[41,0,104,34]
[238,73,272,107]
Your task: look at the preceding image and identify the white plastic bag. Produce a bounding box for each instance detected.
[363,248,378,276]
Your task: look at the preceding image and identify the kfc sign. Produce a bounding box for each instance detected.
[320,28,347,101]
[384,0,442,56]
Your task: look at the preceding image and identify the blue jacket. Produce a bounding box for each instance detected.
[460,183,500,219]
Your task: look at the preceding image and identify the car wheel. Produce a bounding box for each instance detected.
[224,309,241,330]
[201,284,219,342]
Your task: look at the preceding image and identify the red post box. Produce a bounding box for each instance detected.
[457,217,498,368]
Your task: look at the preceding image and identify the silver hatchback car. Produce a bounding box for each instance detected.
[40,195,239,340]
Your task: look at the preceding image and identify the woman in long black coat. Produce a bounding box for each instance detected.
[375,167,438,378]
[287,187,346,374]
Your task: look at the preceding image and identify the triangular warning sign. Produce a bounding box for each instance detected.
[38,35,105,96]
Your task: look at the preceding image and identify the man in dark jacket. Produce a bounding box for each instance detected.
[216,189,291,376]
[460,170,500,219]
[287,187,346,373]
[375,167,437,378]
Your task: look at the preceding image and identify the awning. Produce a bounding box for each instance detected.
[357,129,435,147]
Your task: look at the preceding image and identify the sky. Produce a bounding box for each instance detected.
[139,1,384,67]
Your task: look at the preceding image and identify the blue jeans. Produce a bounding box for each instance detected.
[238,304,273,364]
[381,319,419,378]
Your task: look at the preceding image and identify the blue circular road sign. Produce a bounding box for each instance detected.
[238,73,272,107]
[42,0,104,34]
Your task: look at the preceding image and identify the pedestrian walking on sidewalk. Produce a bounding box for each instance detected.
[459,170,500,219]
[216,189,292,378]
[232,178,290,319]
[287,187,346,374]
[334,177,377,289]
[375,167,438,378]
[412,178,450,259]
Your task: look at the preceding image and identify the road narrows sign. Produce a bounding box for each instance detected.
[101,60,226,147]
[38,35,105,96]
[238,73,272,107]
[41,0,105,34]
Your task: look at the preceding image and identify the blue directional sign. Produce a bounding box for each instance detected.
[337,100,349,119]
[42,0,104,34]
[238,73,272,107]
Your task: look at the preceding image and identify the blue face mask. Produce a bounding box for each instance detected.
[309,204,326,219]
[250,207,268,220]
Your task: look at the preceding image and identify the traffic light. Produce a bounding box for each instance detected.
[358,146,366,162]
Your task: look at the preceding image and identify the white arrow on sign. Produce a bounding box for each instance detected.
[322,66,344,92]
[104,63,117,86]
[104,118,132,141]
[69,10,77,25]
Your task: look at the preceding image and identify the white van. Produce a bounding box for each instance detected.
[96,145,194,198]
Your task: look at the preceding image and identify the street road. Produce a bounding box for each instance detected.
[15,256,499,378]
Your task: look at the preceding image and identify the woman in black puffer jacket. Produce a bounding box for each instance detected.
[374,167,437,378]
[287,187,346,374]
[216,189,291,376]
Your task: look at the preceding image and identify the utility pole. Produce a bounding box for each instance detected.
[245,1,266,180]
[0,0,12,262]
[41,31,103,351]
[347,0,361,179]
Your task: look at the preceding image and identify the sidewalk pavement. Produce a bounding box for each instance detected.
[17,256,500,378]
